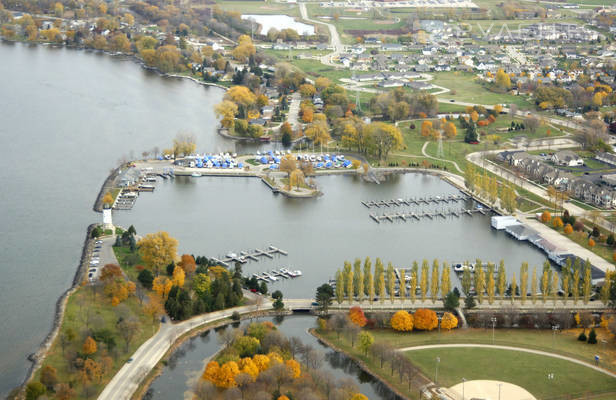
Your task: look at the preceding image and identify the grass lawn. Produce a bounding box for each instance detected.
[539,218,616,263]
[431,72,533,108]
[408,347,616,399]
[114,245,144,282]
[35,286,158,399]
[287,58,353,82]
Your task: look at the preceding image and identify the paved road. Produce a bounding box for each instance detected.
[300,3,343,67]
[98,300,272,400]
[398,343,616,379]
[287,91,301,131]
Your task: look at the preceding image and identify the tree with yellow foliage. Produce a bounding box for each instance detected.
[232,35,256,62]
[215,100,238,128]
[470,110,479,122]
[495,68,511,90]
[83,336,97,356]
[203,361,220,382]
[152,276,173,299]
[440,312,458,330]
[540,211,551,223]
[391,310,414,331]
[413,308,438,331]
[225,86,257,119]
[239,357,259,379]
[351,394,369,400]
[217,361,240,388]
[444,121,457,139]
[253,354,270,372]
[299,83,316,98]
[138,231,178,275]
[172,265,185,287]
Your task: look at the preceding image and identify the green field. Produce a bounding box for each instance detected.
[432,72,533,108]
[214,0,300,17]
[408,347,616,399]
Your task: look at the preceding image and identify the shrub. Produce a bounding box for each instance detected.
[589,238,596,248]
[588,328,597,344]
[578,331,587,341]
[540,211,551,223]
[410,123,416,130]
[564,224,573,234]
[573,221,584,231]
[390,310,414,331]
[414,309,438,331]
[552,217,563,228]
[440,312,458,330]
[592,226,600,237]
[231,311,241,321]
[607,234,614,246]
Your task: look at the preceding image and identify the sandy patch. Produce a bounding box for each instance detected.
[448,380,536,400]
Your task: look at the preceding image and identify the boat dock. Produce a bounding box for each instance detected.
[211,246,288,267]
[252,267,302,282]
[361,194,467,209]
[369,208,490,223]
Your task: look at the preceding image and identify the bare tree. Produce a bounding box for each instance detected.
[194,381,218,399]
[509,103,518,120]
[289,336,304,360]
[118,317,140,352]
[328,314,349,338]
[302,347,324,370]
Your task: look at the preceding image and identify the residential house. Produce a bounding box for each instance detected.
[551,150,583,166]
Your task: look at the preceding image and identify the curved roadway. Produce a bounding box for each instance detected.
[300,2,343,67]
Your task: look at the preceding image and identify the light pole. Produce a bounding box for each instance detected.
[435,356,440,385]
[491,317,497,344]
[498,383,502,400]
[552,324,560,349]
[462,377,466,400]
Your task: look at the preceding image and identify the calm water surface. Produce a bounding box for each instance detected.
[0,42,225,395]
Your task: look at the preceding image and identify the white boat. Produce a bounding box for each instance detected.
[191,172,202,177]
[453,262,475,273]
[293,270,302,276]
[226,252,237,258]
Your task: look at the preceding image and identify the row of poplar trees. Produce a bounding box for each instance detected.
[333,257,608,305]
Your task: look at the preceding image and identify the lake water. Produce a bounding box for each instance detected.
[114,173,549,298]
[146,315,403,400]
[0,42,225,396]
[0,41,549,397]
[242,14,315,35]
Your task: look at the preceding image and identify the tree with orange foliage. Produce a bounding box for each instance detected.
[589,238,596,247]
[390,310,414,331]
[351,394,369,400]
[100,264,122,284]
[82,358,103,384]
[540,211,551,223]
[143,294,165,327]
[349,306,367,327]
[302,108,314,123]
[564,224,573,234]
[82,336,97,356]
[421,120,433,137]
[413,309,438,331]
[440,312,458,330]
[278,396,290,400]
[285,359,301,378]
[216,361,240,388]
[203,361,220,382]
[179,254,196,275]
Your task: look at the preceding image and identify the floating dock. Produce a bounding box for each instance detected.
[369,208,492,223]
[361,194,467,209]
[211,246,288,267]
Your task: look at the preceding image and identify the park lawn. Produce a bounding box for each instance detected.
[407,347,616,399]
[357,327,616,373]
[34,286,158,399]
[214,0,300,17]
[431,72,533,108]
[114,245,144,282]
[437,102,469,113]
[261,49,328,61]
